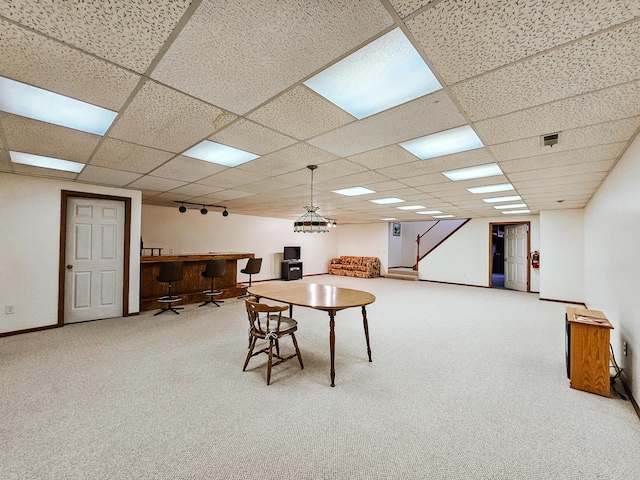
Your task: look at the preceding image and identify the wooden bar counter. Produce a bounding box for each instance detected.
[140,253,254,312]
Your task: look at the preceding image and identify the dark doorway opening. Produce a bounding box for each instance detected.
[491,225,505,289]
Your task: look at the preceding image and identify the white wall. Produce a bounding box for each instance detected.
[0,173,142,334]
[387,223,403,268]
[539,210,584,303]
[337,223,389,274]
[398,221,432,267]
[141,204,339,281]
[419,215,540,292]
[584,134,640,401]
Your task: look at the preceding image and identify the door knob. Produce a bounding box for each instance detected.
[66,264,73,270]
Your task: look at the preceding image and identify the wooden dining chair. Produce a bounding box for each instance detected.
[243,297,304,385]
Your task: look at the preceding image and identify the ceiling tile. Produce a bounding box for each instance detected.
[452,21,640,121]
[144,192,192,207]
[509,161,613,182]
[475,80,640,145]
[376,148,496,179]
[0,148,11,172]
[107,80,237,153]
[77,165,141,187]
[232,177,299,195]
[204,190,255,201]
[315,170,390,191]
[91,138,174,174]
[0,0,193,73]
[247,86,356,140]
[514,175,605,189]
[167,183,223,198]
[198,168,268,189]
[308,91,466,157]
[149,155,227,183]
[236,142,338,177]
[151,0,392,114]
[1,113,100,162]
[388,0,435,19]
[12,162,78,180]
[407,0,640,84]
[0,19,140,111]
[500,143,625,174]
[209,119,296,155]
[126,175,187,192]
[489,117,640,162]
[348,145,418,170]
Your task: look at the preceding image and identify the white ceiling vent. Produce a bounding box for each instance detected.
[542,133,559,147]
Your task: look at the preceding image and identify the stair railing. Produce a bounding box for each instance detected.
[413,219,471,270]
[414,221,440,270]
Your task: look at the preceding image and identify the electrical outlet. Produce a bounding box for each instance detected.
[623,342,627,356]
[5,305,15,314]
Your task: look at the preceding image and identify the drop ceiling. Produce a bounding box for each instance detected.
[0,0,639,224]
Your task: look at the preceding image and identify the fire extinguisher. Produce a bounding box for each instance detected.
[531,251,540,269]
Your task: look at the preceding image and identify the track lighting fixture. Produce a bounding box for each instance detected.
[173,201,228,217]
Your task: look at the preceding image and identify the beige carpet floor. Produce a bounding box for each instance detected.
[1,275,639,479]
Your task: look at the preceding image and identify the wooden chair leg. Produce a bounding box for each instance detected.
[291,333,304,369]
[243,337,257,371]
[267,339,274,385]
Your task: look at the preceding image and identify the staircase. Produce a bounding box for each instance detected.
[384,267,419,281]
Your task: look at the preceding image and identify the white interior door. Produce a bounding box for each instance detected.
[64,197,124,323]
[504,224,528,292]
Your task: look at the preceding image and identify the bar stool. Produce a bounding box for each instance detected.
[154,261,184,316]
[238,257,262,298]
[200,259,226,307]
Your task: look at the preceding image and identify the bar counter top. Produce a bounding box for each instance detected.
[140,252,254,263]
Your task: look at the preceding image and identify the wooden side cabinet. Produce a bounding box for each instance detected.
[565,307,613,397]
[282,261,303,281]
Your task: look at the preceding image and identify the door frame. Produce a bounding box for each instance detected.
[488,221,530,292]
[58,191,132,326]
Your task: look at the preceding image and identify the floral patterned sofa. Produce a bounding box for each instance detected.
[328,256,381,278]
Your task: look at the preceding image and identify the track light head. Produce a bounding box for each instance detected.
[200,206,208,215]
[222,209,229,217]
[178,203,187,213]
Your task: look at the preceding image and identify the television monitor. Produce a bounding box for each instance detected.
[283,246,301,261]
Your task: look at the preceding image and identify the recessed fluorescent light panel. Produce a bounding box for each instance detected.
[303,29,441,119]
[482,195,522,203]
[396,205,425,210]
[370,198,405,205]
[183,140,258,167]
[400,125,484,160]
[434,215,455,218]
[0,76,117,135]
[467,183,515,194]
[493,203,527,210]
[332,187,375,196]
[502,209,531,214]
[416,210,442,215]
[10,151,84,173]
[442,163,502,181]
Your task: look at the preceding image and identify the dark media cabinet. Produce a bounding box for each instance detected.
[282,261,303,281]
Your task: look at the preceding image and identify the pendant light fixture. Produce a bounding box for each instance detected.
[294,165,330,233]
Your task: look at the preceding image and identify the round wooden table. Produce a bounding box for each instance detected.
[248,282,375,387]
